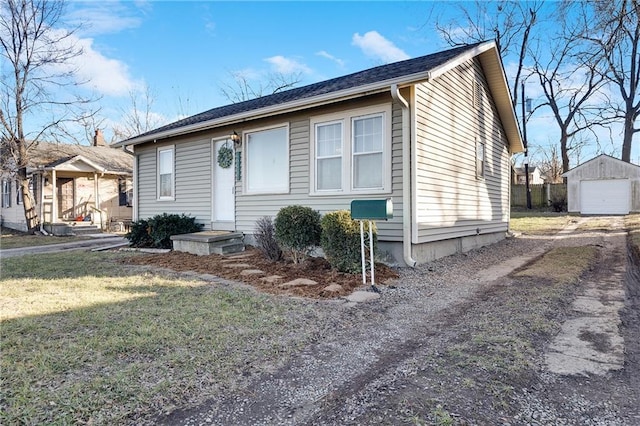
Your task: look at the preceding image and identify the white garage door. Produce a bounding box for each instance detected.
[580,179,630,215]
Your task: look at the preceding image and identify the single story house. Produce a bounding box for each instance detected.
[562,154,640,215]
[117,40,524,266]
[1,131,133,234]
[513,165,545,185]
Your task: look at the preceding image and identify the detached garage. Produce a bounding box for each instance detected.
[563,154,640,215]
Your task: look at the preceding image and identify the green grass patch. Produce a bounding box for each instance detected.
[514,246,597,285]
[445,246,597,385]
[1,251,317,425]
[0,226,89,250]
[509,212,572,235]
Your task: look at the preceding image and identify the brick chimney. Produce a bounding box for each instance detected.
[93,129,106,146]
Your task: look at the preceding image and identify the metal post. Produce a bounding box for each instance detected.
[368,220,375,290]
[360,220,366,286]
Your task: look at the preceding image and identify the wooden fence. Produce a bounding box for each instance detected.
[511,183,567,208]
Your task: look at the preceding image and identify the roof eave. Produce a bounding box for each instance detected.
[115,70,436,148]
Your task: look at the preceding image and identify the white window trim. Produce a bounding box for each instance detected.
[476,140,486,179]
[157,145,175,201]
[243,124,290,195]
[309,104,392,196]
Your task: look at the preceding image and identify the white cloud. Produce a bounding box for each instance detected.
[44,29,139,98]
[264,56,312,75]
[65,2,143,36]
[75,36,140,97]
[352,31,410,63]
[316,50,345,68]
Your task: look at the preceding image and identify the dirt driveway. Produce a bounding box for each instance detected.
[158,216,639,425]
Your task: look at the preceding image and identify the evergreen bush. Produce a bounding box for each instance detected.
[126,213,203,249]
[274,205,321,263]
[320,210,377,273]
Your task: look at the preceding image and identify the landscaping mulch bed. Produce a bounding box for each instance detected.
[121,247,399,299]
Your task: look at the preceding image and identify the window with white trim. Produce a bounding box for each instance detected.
[311,105,391,194]
[15,180,22,204]
[352,114,384,189]
[477,141,485,178]
[157,146,174,199]
[245,125,289,194]
[2,179,11,208]
[316,121,343,191]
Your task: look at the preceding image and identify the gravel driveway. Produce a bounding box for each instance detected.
[157,216,639,426]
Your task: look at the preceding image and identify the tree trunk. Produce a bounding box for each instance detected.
[621,114,634,163]
[560,131,570,183]
[17,167,39,233]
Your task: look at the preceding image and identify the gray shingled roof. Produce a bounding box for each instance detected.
[127,42,485,142]
[28,141,133,174]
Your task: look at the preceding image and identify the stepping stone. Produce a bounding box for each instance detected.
[226,253,252,260]
[322,283,343,294]
[279,278,318,289]
[261,275,284,284]
[240,269,264,276]
[223,263,252,268]
[344,291,380,303]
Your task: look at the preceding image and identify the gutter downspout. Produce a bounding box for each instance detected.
[391,84,417,267]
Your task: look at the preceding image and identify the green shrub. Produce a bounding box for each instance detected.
[274,205,321,263]
[125,218,153,248]
[320,210,377,273]
[125,213,203,249]
[254,216,282,262]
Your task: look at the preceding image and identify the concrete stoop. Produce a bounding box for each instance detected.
[44,223,101,236]
[170,231,245,256]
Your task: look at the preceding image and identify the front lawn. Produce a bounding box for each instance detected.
[0,251,320,425]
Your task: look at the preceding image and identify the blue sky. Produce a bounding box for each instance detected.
[17,1,640,165]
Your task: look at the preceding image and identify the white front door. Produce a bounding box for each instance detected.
[212,139,236,230]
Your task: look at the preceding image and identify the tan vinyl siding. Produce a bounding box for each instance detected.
[235,102,404,241]
[136,137,212,227]
[414,58,510,243]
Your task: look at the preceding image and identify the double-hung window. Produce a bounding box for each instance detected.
[352,115,384,189]
[311,105,391,195]
[316,121,343,191]
[157,146,174,200]
[2,179,11,208]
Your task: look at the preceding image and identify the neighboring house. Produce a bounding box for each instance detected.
[117,41,524,266]
[1,131,133,233]
[562,154,640,215]
[513,165,545,185]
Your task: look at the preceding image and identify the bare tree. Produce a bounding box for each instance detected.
[0,0,95,232]
[219,70,302,103]
[112,84,166,141]
[534,144,565,183]
[435,0,544,111]
[530,10,613,174]
[583,0,639,163]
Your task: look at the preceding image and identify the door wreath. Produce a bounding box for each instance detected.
[217,143,233,168]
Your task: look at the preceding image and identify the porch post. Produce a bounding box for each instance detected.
[93,171,101,228]
[51,169,57,221]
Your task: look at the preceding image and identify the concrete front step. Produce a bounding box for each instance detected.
[44,223,101,236]
[170,231,245,256]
